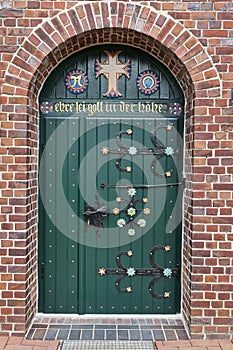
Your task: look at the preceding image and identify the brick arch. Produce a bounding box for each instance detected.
[3,1,220,105]
[1,1,221,337]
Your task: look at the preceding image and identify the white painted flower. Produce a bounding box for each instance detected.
[163,268,172,278]
[137,218,146,228]
[117,218,126,228]
[127,207,136,217]
[127,267,136,277]
[128,146,137,156]
[127,188,136,197]
[165,147,174,156]
[128,228,135,236]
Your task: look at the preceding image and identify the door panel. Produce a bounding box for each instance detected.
[39,45,184,314]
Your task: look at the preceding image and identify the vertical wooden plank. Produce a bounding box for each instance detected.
[43,118,57,312]
[55,118,68,312]
[78,116,87,314]
[67,118,79,313]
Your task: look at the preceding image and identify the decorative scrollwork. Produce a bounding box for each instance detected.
[98,245,179,298]
[101,125,178,177]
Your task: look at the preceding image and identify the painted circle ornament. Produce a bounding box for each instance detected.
[137,70,160,96]
[169,103,182,115]
[40,101,53,114]
[65,69,89,94]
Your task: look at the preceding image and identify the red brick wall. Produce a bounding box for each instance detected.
[0,0,232,339]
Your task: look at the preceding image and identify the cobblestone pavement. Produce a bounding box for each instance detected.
[155,339,233,350]
[0,336,60,350]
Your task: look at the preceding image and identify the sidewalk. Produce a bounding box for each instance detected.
[155,339,233,350]
[0,337,60,350]
[0,337,232,350]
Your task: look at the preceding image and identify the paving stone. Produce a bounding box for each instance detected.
[68,330,81,340]
[118,330,129,340]
[80,330,93,340]
[129,330,141,340]
[93,330,105,340]
[57,330,70,340]
[106,330,117,340]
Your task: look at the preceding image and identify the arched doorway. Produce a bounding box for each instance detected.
[38,45,184,315]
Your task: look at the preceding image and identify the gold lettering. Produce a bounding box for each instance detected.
[109,103,117,113]
[69,103,74,112]
[152,103,158,113]
[158,104,163,113]
[54,103,60,112]
[76,102,86,113]
[97,101,104,113]
[119,101,125,112]
[87,103,94,116]
[138,102,144,113]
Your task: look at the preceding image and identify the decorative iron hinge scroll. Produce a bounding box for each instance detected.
[101,125,178,177]
[98,245,179,298]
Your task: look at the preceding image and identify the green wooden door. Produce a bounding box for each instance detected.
[39,45,184,314]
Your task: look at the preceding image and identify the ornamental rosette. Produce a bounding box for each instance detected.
[165,147,174,156]
[128,228,136,236]
[117,218,126,228]
[137,218,146,228]
[128,146,137,156]
[127,267,136,277]
[143,208,150,215]
[127,188,136,197]
[127,207,136,217]
[163,268,172,278]
[113,208,120,215]
[101,147,109,155]
[98,268,106,276]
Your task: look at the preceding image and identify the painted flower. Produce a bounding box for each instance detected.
[128,146,137,156]
[116,197,121,202]
[143,197,148,203]
[137,218,146,228]
[117,218,126,228]
[128,228,136,236]
[143,208,150,215]
[163,268,172,278]
[128,188,136,197]
[127,250,133,256]
[127,129,133,135]
[165,147,174,156]
[127,207,136,217]
[113,208,120,215]
[127,267,136,277]
[126,166,131,172]
[126,286,132,293]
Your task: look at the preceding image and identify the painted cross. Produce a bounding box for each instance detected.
[95,50,131,98]
[98,246,179,298]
